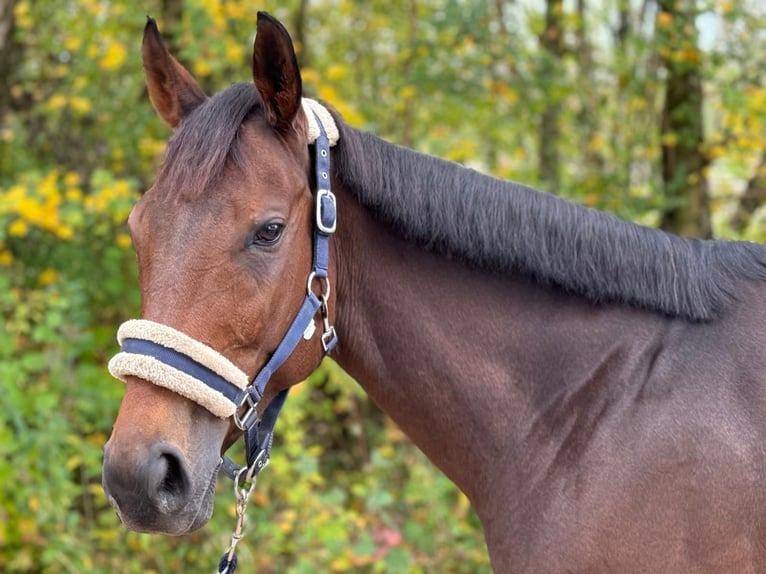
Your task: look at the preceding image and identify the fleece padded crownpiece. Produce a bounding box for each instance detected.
[302,98,339,146]
[108,319,249,418]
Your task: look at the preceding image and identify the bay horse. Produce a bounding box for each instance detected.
[102,12,766,572]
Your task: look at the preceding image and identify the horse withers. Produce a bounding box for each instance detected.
[102,12,766,572]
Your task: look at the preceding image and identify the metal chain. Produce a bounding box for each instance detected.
[218,465,258,574]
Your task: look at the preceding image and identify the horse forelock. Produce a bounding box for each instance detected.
[155,82,262,202]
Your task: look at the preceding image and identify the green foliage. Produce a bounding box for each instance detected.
[2,0,766,572]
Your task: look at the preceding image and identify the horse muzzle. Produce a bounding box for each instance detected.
[102,436,218,535]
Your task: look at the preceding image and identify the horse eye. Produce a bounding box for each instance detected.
[250,221,285,247]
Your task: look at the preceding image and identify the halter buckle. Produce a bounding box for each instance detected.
[316,189,337,234]
[321,326,338,353]
[233,391,258,431]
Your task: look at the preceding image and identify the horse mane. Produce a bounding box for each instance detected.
[155,82,766,321]
[332,119,766,321]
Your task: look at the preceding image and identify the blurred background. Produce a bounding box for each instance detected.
[1,0,764,572]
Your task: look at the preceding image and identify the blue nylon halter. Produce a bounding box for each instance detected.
[219,112,339,479]
[215,114,339,574]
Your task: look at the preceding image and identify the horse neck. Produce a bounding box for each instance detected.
[329,179,669,508]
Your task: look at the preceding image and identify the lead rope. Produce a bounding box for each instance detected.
[218,464,260,574]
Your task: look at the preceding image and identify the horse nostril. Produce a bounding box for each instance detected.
[147,444,191,515]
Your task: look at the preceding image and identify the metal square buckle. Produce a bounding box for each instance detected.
[316,189,337,234]
[234,392,258,431]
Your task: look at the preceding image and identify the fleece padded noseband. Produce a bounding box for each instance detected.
[108,320,249,418]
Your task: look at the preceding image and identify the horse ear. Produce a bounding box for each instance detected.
[142,17,207,128]
[253,12,302,132]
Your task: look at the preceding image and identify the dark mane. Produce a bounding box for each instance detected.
[156,82,766,321]
[332,121,766,321]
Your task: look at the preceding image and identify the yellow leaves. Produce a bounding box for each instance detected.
[193,59,213,78]
[225,42,245,63]
[1,170,135,242]
[223,3,248,19]
[14,1,32,29]
[70,96,92,114]
[8,220,28,237]
[317,85,364,126]
[588,134,605,154]
[38,269,59,287]
[326,64,347,81]
[46,95,92,115]
[656,11,673,27]
[100,42,127,71]
[139,137,166,160]
[674,48,701,64]
[400,85,417,100]
[48,94,68,110]
[583,193,601,207]
[661,132,679,147]
[64,172,80,188]
[445,138,479,162]
[495,83,519,104]
[116,233,132,249]
[277,508,297,534]
[64,35,82,52]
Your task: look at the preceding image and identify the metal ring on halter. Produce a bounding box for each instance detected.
[306,270,331,300]
[234,465,257,500]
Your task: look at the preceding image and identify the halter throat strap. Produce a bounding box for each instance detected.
[108,99,339,479]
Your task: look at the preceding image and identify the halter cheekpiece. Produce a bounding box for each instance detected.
[108,97,339,484]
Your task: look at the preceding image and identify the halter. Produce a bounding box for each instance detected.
[108,99,339,572]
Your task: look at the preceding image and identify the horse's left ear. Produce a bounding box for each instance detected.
[253,12,302,132]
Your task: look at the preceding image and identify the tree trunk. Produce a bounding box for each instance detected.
[292,0,310,69]
[161,0,183,56]
[0,0,17,117]
[0,0,17,177]
[538,0,563,190]
[657,1,711,238]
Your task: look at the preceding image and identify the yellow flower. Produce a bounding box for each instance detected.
[64,36,82,52]
[14,1,32,29]
[0,251,13,266]
[56,226,74,240]
[139,137,165,158]
[8,219,28,237]
[48,94,68,110]
[100,42,127,71]
[193,60,213,77]
[223,3,247,19]
[116,233,132,249]
[113,180,131,197]
[70,96,92,114]
[38,269,59,286]
[657,11,673,27]
[65,188,83,202]
[225,42,244,62]
[64,172,80,188]
[326,64,347,81]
